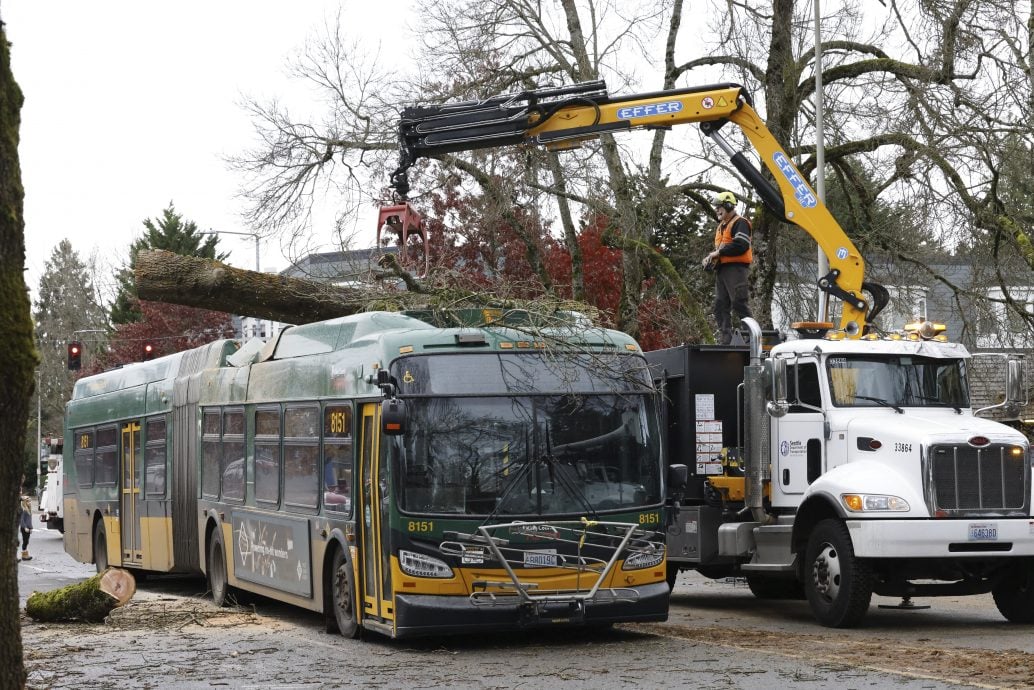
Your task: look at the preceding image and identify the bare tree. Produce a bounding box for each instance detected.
[230,0,1034,343]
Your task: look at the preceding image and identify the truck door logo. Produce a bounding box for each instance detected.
[780,440,789,456]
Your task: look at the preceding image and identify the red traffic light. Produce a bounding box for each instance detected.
[67,341,82,370]
[142,342,156,360]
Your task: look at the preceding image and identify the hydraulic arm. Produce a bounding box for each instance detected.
[391,81,887,337]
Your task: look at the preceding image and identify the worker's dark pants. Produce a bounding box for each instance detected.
[714,263,752,345]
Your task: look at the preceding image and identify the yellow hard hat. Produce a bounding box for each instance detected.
[717,191,737,209]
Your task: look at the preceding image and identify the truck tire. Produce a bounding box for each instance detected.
[746,575,805,600]
[804,519,872,627]
[992,566,1034,623]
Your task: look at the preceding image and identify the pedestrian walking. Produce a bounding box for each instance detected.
[19,494,33,562]
[702,190,753,345]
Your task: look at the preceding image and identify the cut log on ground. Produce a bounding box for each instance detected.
[25,568,137,623]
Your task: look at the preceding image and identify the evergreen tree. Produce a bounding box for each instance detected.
[32,239,108,440]
[110,202,226,324]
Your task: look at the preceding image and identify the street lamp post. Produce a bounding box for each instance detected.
[203,230,260,272]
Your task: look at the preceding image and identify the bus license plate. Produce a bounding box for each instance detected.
[968,523,998,541]
[524,549,558,568]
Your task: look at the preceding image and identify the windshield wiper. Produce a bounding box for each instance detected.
[908,394,962,414]
[854,395,903,413]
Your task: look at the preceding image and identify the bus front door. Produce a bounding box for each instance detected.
[357,403,394,626]
[121,421,143,565]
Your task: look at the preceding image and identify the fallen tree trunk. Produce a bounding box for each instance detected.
[135,249,378,324]
[25,568,136,623]
[134,250,598,331]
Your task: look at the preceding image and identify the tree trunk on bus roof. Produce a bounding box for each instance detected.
[0,23,36,690]
[134,249,382,324]
[25,568,136,623]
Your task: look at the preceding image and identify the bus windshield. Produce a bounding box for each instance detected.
[827,355,969,409]
[391,353,662,516]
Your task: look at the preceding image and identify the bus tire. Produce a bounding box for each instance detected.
[804,519,872,628]
[992,565,1034,623]
[330,548,360,638]
[93,521,108,573]
[208,532,229,607]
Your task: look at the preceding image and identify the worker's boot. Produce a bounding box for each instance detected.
[21,550,31,561]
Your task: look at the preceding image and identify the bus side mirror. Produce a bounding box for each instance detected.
[381,398,407,436]
[668,464,688,492]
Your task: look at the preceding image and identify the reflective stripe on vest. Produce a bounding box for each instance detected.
[713,215,753,265]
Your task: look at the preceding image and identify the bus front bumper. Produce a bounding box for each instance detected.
[392,581,669,638]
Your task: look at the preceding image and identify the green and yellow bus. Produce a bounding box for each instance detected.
[63,311,670,637]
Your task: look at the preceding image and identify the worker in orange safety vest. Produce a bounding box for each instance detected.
[702,191,753,345]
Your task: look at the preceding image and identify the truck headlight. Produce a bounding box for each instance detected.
[399,549,454,578]
[621,548,665,571]
[841,493,910,512]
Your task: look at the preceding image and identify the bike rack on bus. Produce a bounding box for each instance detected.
[439,519,664,621]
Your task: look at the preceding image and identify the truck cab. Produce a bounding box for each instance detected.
[650,323,1034,627]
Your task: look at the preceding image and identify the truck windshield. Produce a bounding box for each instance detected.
[391,353,662,516]
[827,355,969,409]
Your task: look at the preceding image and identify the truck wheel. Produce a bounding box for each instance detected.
[208,533,229,607]
[93,522,108,573]
[992,566,1034,623]
[804,519,872,627]
[329,549,360,638]
[746,575,805,600]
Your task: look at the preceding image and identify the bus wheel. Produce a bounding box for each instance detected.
[330,549,360,638]
[93,522,108,573]
[208,534,229,607]
[804,519,872,628]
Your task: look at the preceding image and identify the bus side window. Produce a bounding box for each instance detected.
[255,407,281,506]
[94,426,118,486]
[284,405,319,509]
[145,417,167,497]
[202,409,221,498]
[222,409,245,502]
[75,429,95,488]
[323,404,353,514]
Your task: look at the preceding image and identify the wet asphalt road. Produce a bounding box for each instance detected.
[17,510,1023,689]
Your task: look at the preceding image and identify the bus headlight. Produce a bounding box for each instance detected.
[841,493,910,512]
[399,549,454,578]
[621,548,664,571]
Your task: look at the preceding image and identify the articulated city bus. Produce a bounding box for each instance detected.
[63,311,670,637]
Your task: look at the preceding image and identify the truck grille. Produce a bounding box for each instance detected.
[928,444,1028,514]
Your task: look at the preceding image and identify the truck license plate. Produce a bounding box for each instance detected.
[524,549,558,567]
[968,523,998,541]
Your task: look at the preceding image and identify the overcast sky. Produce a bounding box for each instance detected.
[4,1,404,302]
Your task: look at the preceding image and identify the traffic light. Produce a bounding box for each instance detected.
[142,341,156,361]
[67,341,82,370]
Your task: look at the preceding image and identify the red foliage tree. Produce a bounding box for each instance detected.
[86,301,236,374]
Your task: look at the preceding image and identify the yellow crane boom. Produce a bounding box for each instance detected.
[391,81,886,337]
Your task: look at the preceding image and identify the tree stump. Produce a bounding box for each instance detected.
[25,568,137,623]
